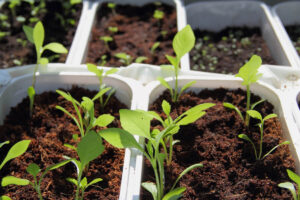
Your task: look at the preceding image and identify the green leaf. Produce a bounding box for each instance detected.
[23,25,34,43]
[247,110,262,121]
[173,25,195,59]
[263,113,277,122]
[70,0,82,5]
[135,56,148,63]
[105,68,118,76]
[93,114,114,127]
[100,128,143,152]
[81,97,94,113]
[120,109,152,139]
[142,182,157,200]
[1,176,30,187]
[33,21,44,54]
[278,182,297,200]
[250,99,265,110]
[86,178,103,188]
[64,143,77,150]
[151,42,160,53]
[26,163,40,177]
[157,77,173,97]
[262,141,290,159]
[66,178,78,186]
[235,55,262,86]
[162,187,186,200]
[40,57,49,65]
[87,63,102,77]
[238,134,257,159]
[77,131,104,168]
[162,100,171,116]
[287,169,300,188]
[223,102,244,121]
[166,55,179,68]
[28,86,35,100]
[80,177,87,188]
[0,141,9,149]
[43,42,68,54]
[0,140,31,170]
[160,65,174,72]
[179,81,196,97]
[56,90,80,105]
[181,103,215,117]
[177,111,205,126]
[45,159,72,172]
[0,195,12,200]
[92,87,111,101]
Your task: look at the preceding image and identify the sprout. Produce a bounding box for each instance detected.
[100,36,113,49]
[151,42,160,54]
[107,2,116,15]
[279,169,300,200]
[108,26,118,34]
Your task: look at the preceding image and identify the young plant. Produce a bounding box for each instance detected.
[234,54,262,126]
[158,25,196,102]
[114,53,147,65]
[56,90,115,138]
[86,63,117,111]
[108,26,118,34]
[64,131,104,200]
[238,110,290,160]
[100,36,113,49]
[107,2,116,15]
[151,42,160,54]
[278,169,300,200]
[1,160,71,200]
[23,21,68,117]
[153,9,164,20]
[98,54,107,66]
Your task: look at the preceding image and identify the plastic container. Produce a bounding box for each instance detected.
[0,63,144,200]
[183,1,297,70]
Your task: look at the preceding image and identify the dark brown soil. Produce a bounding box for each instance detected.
[190,27,276,74]
[0,86,127,199]
[141,88,295,199]
[285,25,300,56]
[86,2,177,67]
[0,0,82,69]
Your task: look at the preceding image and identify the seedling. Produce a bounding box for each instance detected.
[161,30,168,39]
[158,25,196,102]
[235,55,263,126]
[23,21,68,117]
[238,110,290,160]
[114,53,147,65]
[64,131,104,200]
[151,42,160,54]
[107,2,116,15]
[56,89,115,138]
[100,109,204,200]
[100,36,113,49]
[86,63,117,111]
[108,26,118,34]
[135,56,148,63]
[279,169,300,200]
[8,0,21,18]
[153,9,164,20]
[1,160,71,200]
[98,54,107,66]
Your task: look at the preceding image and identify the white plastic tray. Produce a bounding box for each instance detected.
[0,63,144,200]
[184,1,297,70]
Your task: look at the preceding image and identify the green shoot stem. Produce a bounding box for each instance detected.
[245,85,251,126]
[167,136,173,167]
[75,170,83,200]
[258,124,264,160]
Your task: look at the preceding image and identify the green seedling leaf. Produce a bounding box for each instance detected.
[1,176,30,187]
[151,42,160,54]
[223,102,244,121]
[81,97,94,113]
[80,177,87,188]
[23,25,34,43]
[153,9,164,19]
[70,0,82,5]
[0,195,12,200]
[157,77,173,97]
[66,178,78,186]
[100,36,113,43]
[40,57,48,65]
[77,131,104,167]
[247,110,262,121]
[235,55,262,86]
[160,65,174,72]
[26,163,41,177]
[166,55,178,68]
[287,169,300,187]
[56,90,80,105]
[183,103,215,116]
[105,68,118,75]
[44,42,68,54]
[162,100,171,116]
[250,99,265,110]
[177,111,205,126]
[87,63,102,77]
[262,141,290,159]
[56,106,81,132]
[120,109,152,139]
[87,178,103,188]
[0,140,31,170]
[0,141,9,149]
[142,182,158,200]
[93,114,114,127]
[173,25,195,59]
[179,81,196,97]
[278,182,297,200]
[64,143,77,151]
[33,21,44,54]
[263,113,277,121]
[238,134,257,159]
[46,159,72,172]
[135,56,148,63]
[92,87,111,101]
[162,187,186,200]
[108,26,118,33]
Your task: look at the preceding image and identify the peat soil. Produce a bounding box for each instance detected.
[86,3,177,67]
[0,86,126,199]
[141,88,295,199]
[190,27,276,74]
[0,1,82,69]
[285,25,300,56]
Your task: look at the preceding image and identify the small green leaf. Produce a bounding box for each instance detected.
[166,55,178,68]
[33,21,44,54]
[77,131,104,168]
[250,99,265,110]
[45,159,72,172]
[26,163,40,177]
[151,42,160,53]
[0,141,9,149]
[40,57,49,65]
[0,195,12,200]
[223,102,244,121]
[162,187,186,200]
[92,87,111,101]
[28,86,35,99]
[80,177,87,188]
[93,114,114,127]
[262,141,290,159]
[66,178,78,186]
[43,42,68,54]
[23,25,34,43]
[157,77,173,96]
[173,25,195,59]
[278,182,297,200]
[179,81,196,97]
[142,182,157,200]
[135,56,148,63]
[287,169,300,188]
[247,110,262,121]
[1,176,30,187]
[162,100,171,116]
[0,140,31,170]
[263,113,277,122]
[87,63,102,77]
[105,68,118,76]
[177,111,205,126]
[86,178,103,188]
[56,90,80,105]
[64,143,77,150]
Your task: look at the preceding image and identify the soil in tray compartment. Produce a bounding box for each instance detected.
[141,89,295,199]
[86,2,177,67]
[190,27,276,74]
[285,25,300,56]
[0,0,82,69]
[0,86,126,199]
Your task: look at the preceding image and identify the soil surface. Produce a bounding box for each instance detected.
[190,27,276,74]
[141,88,295,199]
[285,25,300,56]
[86,2,177,67]
[0,0,82,69]
[0,86,127,199]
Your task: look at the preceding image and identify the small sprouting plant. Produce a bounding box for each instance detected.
[160,30,168,39]
[108,26,118,34]
[56,90,115,138]
[153,9,164,20]
[65,131,104,200]
[100,109,204,200]
[100,36,113,49]
[225,55,263,126]
[158,25,196,102]
[151,42,160,54]
[98,55,107,66]
[86,63,118,111]
[279,169,300,200]
[8,0,21,18]
[1,160,71,200]
[107,2,116,15]
[114,53,147,65]
[23,21,68,117]
[238,110,290,160]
